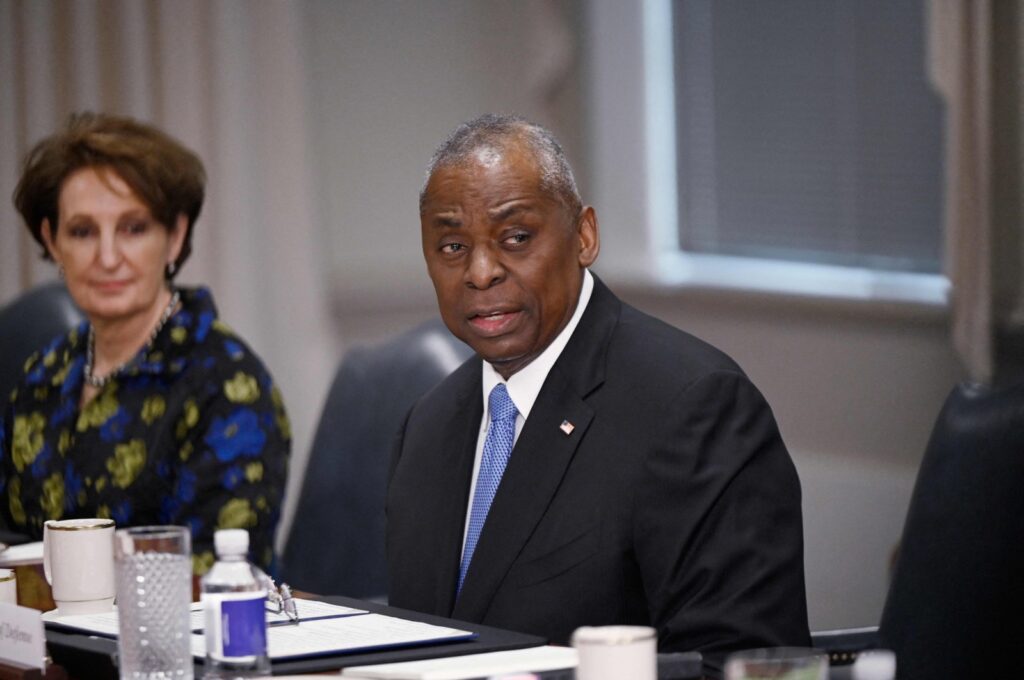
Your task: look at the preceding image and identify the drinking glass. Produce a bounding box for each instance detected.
[114,526,193,679]
[724,647,828,680]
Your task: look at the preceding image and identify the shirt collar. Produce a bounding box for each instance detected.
[482,269,594,420]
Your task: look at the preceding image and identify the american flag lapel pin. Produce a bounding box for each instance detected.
[559,420,575,435]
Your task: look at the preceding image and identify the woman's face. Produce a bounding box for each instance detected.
[43,166,186,327]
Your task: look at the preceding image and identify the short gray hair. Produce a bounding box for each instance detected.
[419,113,582,217]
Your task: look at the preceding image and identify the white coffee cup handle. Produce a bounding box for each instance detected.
[43,522,53,586]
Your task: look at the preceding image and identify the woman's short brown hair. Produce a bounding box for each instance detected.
[13,112,206,277]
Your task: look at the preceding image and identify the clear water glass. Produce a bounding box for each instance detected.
[115,526,194,679]
[724,647,828,680]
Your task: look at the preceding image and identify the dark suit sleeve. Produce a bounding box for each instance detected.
[634,370,810,665]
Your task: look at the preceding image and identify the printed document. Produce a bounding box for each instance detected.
[42,599,474,661]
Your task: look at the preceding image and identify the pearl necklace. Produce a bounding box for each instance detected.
[84,289,180,389]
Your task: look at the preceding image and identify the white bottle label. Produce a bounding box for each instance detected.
[202,592,267,661]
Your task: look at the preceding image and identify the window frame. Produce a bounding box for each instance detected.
[592,0,949,309]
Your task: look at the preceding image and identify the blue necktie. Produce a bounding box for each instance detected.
[458,383,518,595]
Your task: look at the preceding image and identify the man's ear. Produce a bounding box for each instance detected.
[577,206,600,268]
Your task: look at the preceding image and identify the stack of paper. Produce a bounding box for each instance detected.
[42,598,476,661]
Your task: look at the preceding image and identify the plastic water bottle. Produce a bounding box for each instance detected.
[201,529,271,678]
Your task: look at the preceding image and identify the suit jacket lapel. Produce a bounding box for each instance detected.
[452,276,621,621]
[423,361,483,617]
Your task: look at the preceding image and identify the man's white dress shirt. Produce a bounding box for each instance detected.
[461,270,594,553]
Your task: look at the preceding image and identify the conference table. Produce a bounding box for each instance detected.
[7,561,856,680]
[40,602,860,680]
[1,562,548,678]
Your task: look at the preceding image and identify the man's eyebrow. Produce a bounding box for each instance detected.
[487,202,532,222]
[428,214,463,229]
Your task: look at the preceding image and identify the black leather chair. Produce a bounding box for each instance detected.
[814,380,1024,678]
[0,282,83,401]
[280,319,472,600]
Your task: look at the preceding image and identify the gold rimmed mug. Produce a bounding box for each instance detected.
[0,568,16,605]
[572,625,657,680]
[43,518,116,616]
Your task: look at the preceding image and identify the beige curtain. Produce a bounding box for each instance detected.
[0,0,338,547]
[929,0,1024,384]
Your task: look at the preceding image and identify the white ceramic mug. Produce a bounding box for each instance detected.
[0,568,16,605]
[572,625,657,680]
[43,518,116,616]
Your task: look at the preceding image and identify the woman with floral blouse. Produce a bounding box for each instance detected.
[0,113,290,574]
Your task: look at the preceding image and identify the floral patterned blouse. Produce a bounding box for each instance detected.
[0,287,290,574]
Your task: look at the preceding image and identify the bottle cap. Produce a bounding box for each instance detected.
[214,528,249,557]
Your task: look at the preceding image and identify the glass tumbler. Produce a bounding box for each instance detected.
[724,647,828,680]
[115,526,193,679]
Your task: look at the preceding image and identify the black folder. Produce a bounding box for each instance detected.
[45,594,548,678]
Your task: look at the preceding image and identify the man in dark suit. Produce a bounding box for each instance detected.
[387,114,810,668]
